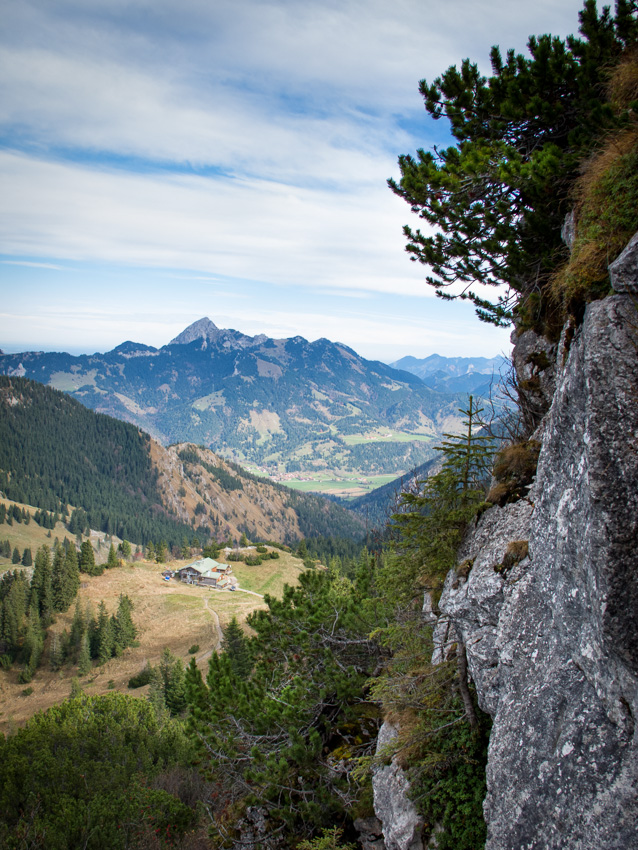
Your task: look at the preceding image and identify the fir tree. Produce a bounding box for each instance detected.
[79,540,103,576]
[49,632,63,671]
[77,631,92,676]
[11,547,20,564]
[31,546,54,626]
[21,548,32,566]
[112,594,136,655]
[158,648,186,716]
[106,543,119,569]
[221,616,251,679]
[96,601,113,664]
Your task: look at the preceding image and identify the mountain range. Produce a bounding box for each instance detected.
[0,318,481,478]
[390,353,509,395]
[0,376,365,545]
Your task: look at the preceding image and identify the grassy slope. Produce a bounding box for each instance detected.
[0,516,306,733]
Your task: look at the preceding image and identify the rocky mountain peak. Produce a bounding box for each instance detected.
[169,317,220,345]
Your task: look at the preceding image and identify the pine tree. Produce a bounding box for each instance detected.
[20,599,44,681]
[96,601,113,664]
[106,543,119,569]
[221,616,251,679]
[112,594,136,655]
[393,396,493,582]
[77,630,92,676]
[31,546,54,626]
[49,632,63,671]
[79,540,102,576]
[69,600,85,659]
[158,648,186,715]
[118,539,132,560]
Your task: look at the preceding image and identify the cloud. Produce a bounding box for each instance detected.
[0,150,435,296]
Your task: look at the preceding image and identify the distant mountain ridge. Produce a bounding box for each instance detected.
[0,318,473,478]
[391,353,509,395]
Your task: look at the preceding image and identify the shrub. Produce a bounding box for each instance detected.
[188,644,200,655]
[488,440,541,505]
[128,663,154,689]
[244,555,263,566]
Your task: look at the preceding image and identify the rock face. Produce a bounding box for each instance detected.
[438,280,638,845]
[372,723,424,850]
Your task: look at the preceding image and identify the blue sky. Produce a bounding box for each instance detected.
[1,0,587,361]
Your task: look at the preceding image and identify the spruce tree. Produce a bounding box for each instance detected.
[11,547,20,564]
[106,543,119,569]
[77,631,92,676]
[49,632,63,671]
[79,540,102,576]
[111,594,136,655]
[31,546,54,626]
[221,616,251,679]
[21,548,32,566]
[158,648,187,715]
[96,601,113,664]
[393,396,493,581]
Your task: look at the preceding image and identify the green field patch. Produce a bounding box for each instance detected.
[50,370,98,392]
[343,431,433,446]
[192,390,225,411]
[163,593,203,611]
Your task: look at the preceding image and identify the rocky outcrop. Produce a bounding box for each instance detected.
[372,723,424,850]
[438,262,638,846]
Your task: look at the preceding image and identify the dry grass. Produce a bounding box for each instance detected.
[0,554,303,734]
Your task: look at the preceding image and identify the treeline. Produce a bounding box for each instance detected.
[0,540,136,682]
[0,377,196,546]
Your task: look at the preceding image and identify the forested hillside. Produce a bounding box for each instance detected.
[0,376,194,546]
[0,377,365,547]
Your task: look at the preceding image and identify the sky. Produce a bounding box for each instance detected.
[0,0,587,363]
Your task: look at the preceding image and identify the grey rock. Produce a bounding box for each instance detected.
[354,816,386,850]
[510,329,557,431]
[440,293,638,849]
[561,208,577,250]
[372,723,423,850]
[609,229,638,293]
[439,499,534,715]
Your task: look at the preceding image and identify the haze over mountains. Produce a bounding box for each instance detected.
[390,353,509,395]
[0,318,502,480]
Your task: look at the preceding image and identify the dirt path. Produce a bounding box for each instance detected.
[234,587,265,598]
[196,598,224,663]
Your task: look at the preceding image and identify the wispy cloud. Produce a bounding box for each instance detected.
[0,0,586,357]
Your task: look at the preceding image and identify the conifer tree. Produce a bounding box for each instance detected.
[21,548,32,566]
[69,600,85,658]
[393,396,493,581]
[11,547,20,564]
[49,632,63,671]
[106,543,119,569]
[158,648,187,715]
[96,601,113,664]
[78,630,92,676]
[112,594,136,655]
[79,540,100,575]
[20,599,44,681]
[221,616,251,679]
[31,546,54,626]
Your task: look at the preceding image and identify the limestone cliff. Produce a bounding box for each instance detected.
[437,234,638,849]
